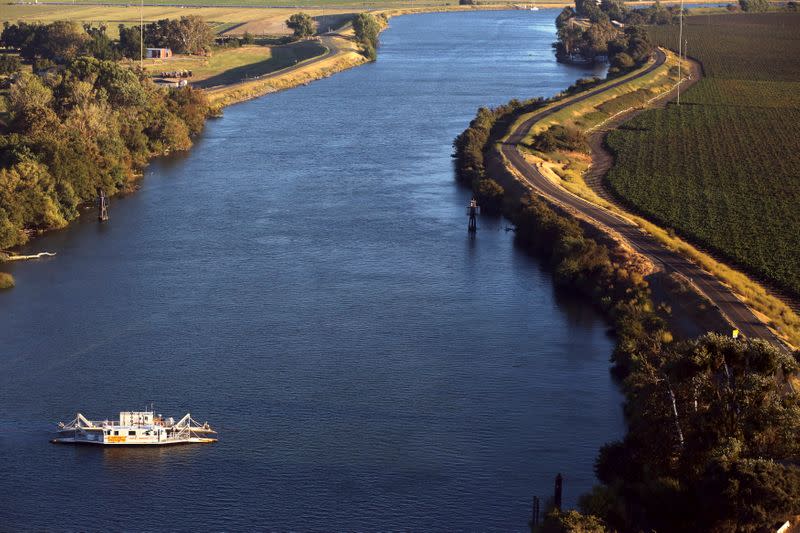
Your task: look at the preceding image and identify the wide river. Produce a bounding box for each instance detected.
[0,11,619,530]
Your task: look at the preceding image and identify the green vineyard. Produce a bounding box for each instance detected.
[606,13,800,297]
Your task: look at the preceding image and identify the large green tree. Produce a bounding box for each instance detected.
[353,13,381,60]
[593,334,800,531]
[286,13,315,39]
[0,57,209,250]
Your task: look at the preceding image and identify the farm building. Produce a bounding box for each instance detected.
[146,48,173,59]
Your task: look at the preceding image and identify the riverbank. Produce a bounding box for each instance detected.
[200,5,517,109]
[484,43,799,348]
[202,33,366,109]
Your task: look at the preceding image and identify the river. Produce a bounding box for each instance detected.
[0,10,619,530]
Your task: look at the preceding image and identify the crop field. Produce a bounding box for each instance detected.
[606,13,800,298]
[0,5,362,36]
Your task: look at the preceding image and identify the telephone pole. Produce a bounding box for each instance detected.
[677,0,684,105]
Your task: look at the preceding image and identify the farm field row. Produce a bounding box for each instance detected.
[605,13,800,298]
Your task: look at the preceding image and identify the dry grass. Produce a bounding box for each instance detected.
[142,41,327,87]
[204,35,364,109]
[0,5,360,37]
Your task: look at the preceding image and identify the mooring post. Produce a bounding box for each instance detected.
[98,189,109,222]
[554,473,563,512]
[529,495,540,531]
[467,197,479,233]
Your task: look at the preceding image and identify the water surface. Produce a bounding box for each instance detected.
[0,11,619,530]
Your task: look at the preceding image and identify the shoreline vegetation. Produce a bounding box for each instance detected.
[455,2,800,530]
[0,7,394,283]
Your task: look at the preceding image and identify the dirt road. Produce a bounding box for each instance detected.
[500,49,780,344]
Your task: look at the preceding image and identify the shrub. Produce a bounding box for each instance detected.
[532,125,587,153]
[0,54,22,75]
[286,13,315,39]
[353,13,381,60]
[739,0,770,11]
[475,179,504,215]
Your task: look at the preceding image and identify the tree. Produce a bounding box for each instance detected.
[739,0,770,11]
[589,334,800,531]
[142,17,214,54]
[0,54,22,75]
[118,25,143,59]
[174,15,215,55]
[353,13,381,60]
[555,6,576,28]
[82,24,120,60]
[475,179,504,215]
[36,21,88,63]
[541,510,607,533]
[611,52,634,69]
[286,13,315,39]
[600,0,628,21]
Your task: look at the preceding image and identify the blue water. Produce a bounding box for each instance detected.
[0,11,620,531]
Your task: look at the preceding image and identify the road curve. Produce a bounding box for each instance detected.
[200,34,346,92]
[500,49,779,344]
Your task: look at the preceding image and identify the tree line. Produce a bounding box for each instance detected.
[1,16,215,69]
[0,23,210,251]
[554,0,674,73]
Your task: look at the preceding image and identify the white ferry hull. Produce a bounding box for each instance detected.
[51,437,216,446]
[54,410,217,446]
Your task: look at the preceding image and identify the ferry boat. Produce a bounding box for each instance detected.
[52,409,217,446]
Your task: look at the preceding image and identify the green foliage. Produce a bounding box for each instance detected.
[453,98,545,188]
[474,179,504,215]
[0,59,210,250]
[1,21,87,63]
[142,16,215,55]
[286,13,315,39]
[82,24,120,61]
[117,24,143,59]
[0,272,13,290]
[608,14,800,297]
[353,13,381,60]
[739,0,770,11]
[2,18,213,62]
[592,334,800,531]
[0,54,22,75]
[541,509,607,532]
[531,125,587,153]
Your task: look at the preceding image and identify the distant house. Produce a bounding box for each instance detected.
[146,48,173,59]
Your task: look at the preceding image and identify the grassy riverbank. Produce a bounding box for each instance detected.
[495,39,800,348]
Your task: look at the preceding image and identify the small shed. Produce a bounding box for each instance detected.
[146,48,173,59]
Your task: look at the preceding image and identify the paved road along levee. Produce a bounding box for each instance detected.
[500,49,781,345]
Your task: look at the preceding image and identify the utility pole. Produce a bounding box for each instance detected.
[140,0,144,68]
[677,0,684,105]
